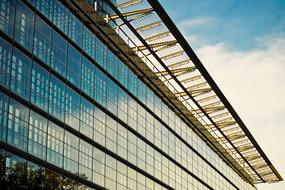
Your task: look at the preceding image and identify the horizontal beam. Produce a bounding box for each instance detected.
[132,40,177,51]
[136,21,161,31]
[145,31,171,42]
[117,0,141,9]
[155,66,196,77]
[109,8,153,19]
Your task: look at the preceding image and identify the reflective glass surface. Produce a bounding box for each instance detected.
[0,0,257,189]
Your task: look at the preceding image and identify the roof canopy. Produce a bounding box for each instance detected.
[98,0,282,184]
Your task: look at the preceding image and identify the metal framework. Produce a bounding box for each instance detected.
[104,0,282,185]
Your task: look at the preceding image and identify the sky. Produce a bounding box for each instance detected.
[159,0,285,189]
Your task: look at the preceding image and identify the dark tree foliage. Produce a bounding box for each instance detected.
[0,151,88,190]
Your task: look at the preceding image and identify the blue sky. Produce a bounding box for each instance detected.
[160,0,285,50]
[159,1,285,189]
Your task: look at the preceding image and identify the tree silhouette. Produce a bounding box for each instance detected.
[0,150,89,190]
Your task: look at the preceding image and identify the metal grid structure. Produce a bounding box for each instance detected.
[101,0,283,184]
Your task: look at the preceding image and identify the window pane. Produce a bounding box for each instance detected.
[14,0,34,51]
[64,131,79,174]
[6,152,27,183]
[79,140,93,181]
[51,31,67,77]
[33,16,52,65]
[67,45,81,88]
[53,0,69,35]
[79,140,92,168]
[49,76,65,121]
[0,92,9,142]
[10,48,32,100]
[31,63,49,111]
[0,37,12,87]
[81,57,95,98]
[82,27,97,60]
[95,68,106,107]
[28,111,47,160]
[106,78,117,115]
[7,99,29,151]
[47,121,63,167]
[80,97,94,139]
[69,13,82,47]
[36,0,53,20]
[0,0,16,37]
[65,86,80,131]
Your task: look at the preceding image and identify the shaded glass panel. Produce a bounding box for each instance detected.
[67,45,81,88]
[31,63,49,111]
[33,16,52,65]
[5,152,27,186]
[7,99,29,151]
[64,131,79,174]
[82,27,97,60]
[0,0,15,37]
[95,67,106,107]
[81,56,95,98]
[65,86,80,131]
[0,37,12,87]
[47,122,63,167]
[36,0,53,20]
[79,140,93,181]
[10,48,32,100]
[53,0,69,35]
[69,12,82,47]
[80,97,94,139]
[0,92,9,142]
[51,31,67,77]
[49,76,65,121]
[14,0,34,51]
[28,111,47,160]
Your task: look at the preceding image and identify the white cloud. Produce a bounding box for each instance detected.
[194,35,285,189]
[178,17,218,49]
[179,17,215,28]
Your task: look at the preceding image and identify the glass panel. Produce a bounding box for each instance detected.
[47,121,63,167]
[14,0,34,51]
[49,76,65,121]
[33,16,52,65]
[31,63,49,111]
[0,0,16,37]
[94,107,106,146]
[51,31,67,77]
[36,0,53,20]
[65,86,80,131]
[69,12,82,47]
[95,67,106,107]
[106,116,117,153]
[117,63,128,87]
[0,36,12,87]
[82,27,97,60]
[96,37,107,68]
[106,78,117,116]
[67,45,81,88]
[5,152,27,187]
[0,92,9,142]
[64,131,79,174]
[53,0,69,35]
[79,140,92,180]
[81,56,95,98]
[80,97,94,139]
[7,98,29,151]
[28,111,47,160]
[10,48,32,100]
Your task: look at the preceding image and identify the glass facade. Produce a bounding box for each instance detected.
[0,0,257,189]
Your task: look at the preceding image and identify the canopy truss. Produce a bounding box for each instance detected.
[107,0,283,184]
[74,0,283,185]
